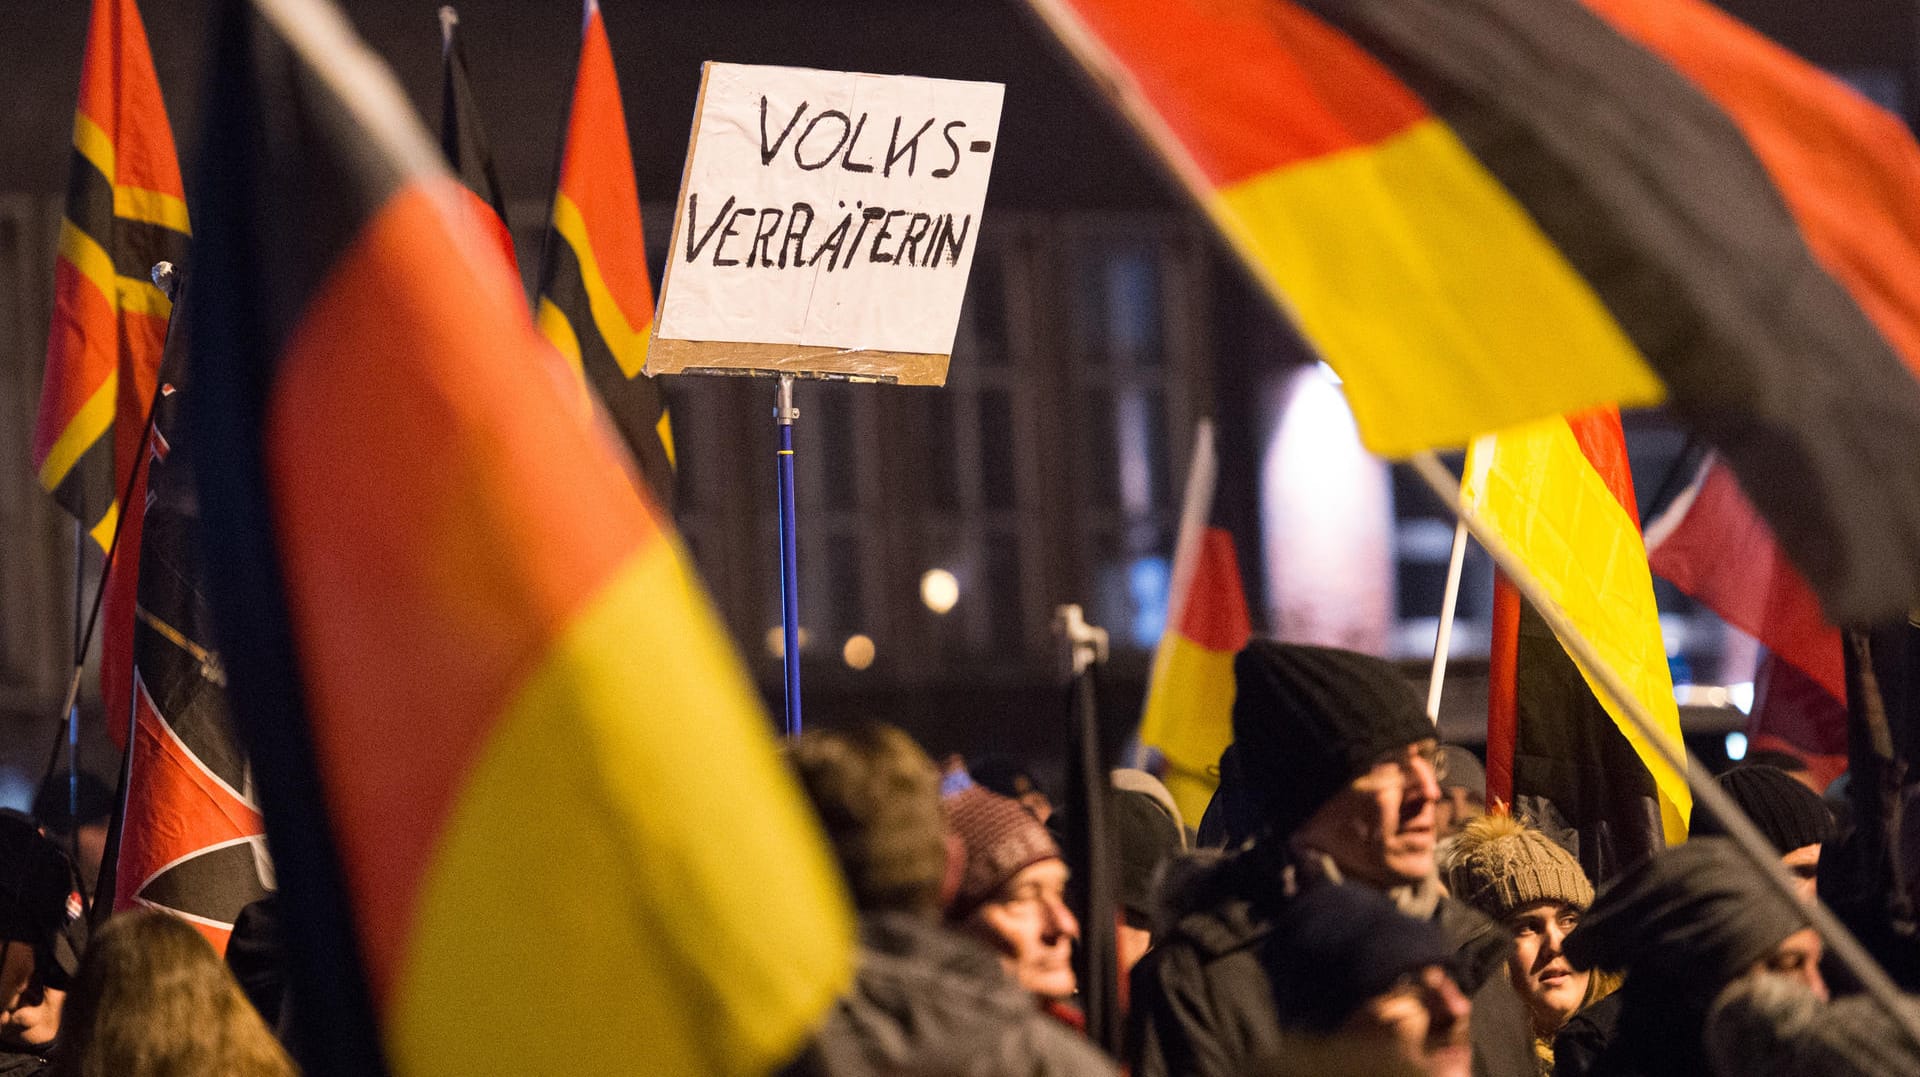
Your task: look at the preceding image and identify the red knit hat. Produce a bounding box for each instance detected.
[942,785,1062,920]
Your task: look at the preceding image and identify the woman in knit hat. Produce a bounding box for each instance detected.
[1443,812,1614,1075]
[943,784,1082,1006]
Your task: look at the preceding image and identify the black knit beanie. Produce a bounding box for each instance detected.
[1260,881,1455,1034]
[1219,641,1435,842]
[1564,837,1808,990]
[1690,765,1834,854]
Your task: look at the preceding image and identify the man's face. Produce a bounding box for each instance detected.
[1433,786,1485,840]
[1295,740,1441,887]
[967,859,1079,1000]
[1750,927,1828,1001]
[1781,843,1821,905]
[1343,964,1472,1077]
[1503,901,1589,1036]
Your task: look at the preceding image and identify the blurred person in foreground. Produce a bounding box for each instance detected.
[51,908,294,1077]
[1703,972,1920,1077]
[28,777,112,899]
[1688,764,1833,904]
[1254,882,1473,1077]
[783,724,1115,1076]
[1554,837,1825,1077]
[1444,812,1617,1075]
[0,815,73,1076]
[1132,642,1533,1077]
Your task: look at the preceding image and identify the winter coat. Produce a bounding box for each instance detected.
[0,1046,51,1076]
[1127,844,1535,1077]
[783,910,1118,1077]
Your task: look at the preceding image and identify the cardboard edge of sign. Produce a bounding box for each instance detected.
[644,337,950,386]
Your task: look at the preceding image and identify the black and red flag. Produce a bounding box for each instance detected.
[436,5,517,275]
[109,280,272,952]
[34,0,191,734]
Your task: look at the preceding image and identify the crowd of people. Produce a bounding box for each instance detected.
[1,640,1914,1074]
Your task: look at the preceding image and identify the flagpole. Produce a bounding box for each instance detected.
[1410,450,1920,1052]
[39,260,184,898]
[1425,519,1469,722]
[775,374,803,736]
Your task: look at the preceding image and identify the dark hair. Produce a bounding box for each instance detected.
[54,909,297,1077]
[787,724,948,914]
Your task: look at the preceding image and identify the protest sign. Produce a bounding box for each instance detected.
[647,62,1005,385]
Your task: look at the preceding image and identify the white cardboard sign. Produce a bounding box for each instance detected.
[646,62,1005,385]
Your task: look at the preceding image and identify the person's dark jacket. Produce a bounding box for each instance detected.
[783,910,1117,1077]
[0,1045,51,1076]
[1553,992,1622,1077]
[1127,844,1534,1077]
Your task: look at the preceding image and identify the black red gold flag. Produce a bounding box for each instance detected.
[185,0,852,1071]
[1029,0,1920,627]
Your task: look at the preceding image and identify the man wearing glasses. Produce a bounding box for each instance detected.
[1131,642,1534,1077]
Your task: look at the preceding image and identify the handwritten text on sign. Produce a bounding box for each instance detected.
[649,63,1004,383]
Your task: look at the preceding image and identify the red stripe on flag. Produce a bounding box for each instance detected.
[265,179,659,1001]
[1176,527,1252,652]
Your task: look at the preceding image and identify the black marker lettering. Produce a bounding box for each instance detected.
[935,213,972,265]
[779,202,815,268]
[759,97,807,165]
[884,116,935,177]
[846,206,886,268]
[683,193,737,263]
[747,207,785,267]
[931,120,965,178]
[793,110,852,170]
[808,211,853,269]
[712,206,755,266]
[895,212,932,266]
[869,209,906,263]
[840,112,875,173]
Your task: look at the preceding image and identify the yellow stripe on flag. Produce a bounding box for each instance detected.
[1463,417,1691,842]
[1140,633,1238,826]
[72,113,115,181]
[59,218,119,311]
[89,499,119,552]
[1215,120,1666,458]
[118,276,172,318]
[549,193,650,378]
[114,185,191,233]
[392,539,855,1076]
[656,410,675,470]
[36,373,117,493]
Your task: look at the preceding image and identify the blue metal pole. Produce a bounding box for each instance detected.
[775,375,802,736]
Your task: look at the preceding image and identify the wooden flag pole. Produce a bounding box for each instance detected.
[1410,450,1920,1051]
[1425,519,1470,722]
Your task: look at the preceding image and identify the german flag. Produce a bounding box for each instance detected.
[33,0,190,735]
[1139,421,1252,826]
[1468,408,1687,864]
[1027,0,1920,628]
[437,5,517,276]
[185,1,851,1073]
[534,0,675,511]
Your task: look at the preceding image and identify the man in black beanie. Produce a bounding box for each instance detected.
[1689,764,1834,903]
[1553,837,1823,1077]
[1131,641,1533,1077]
